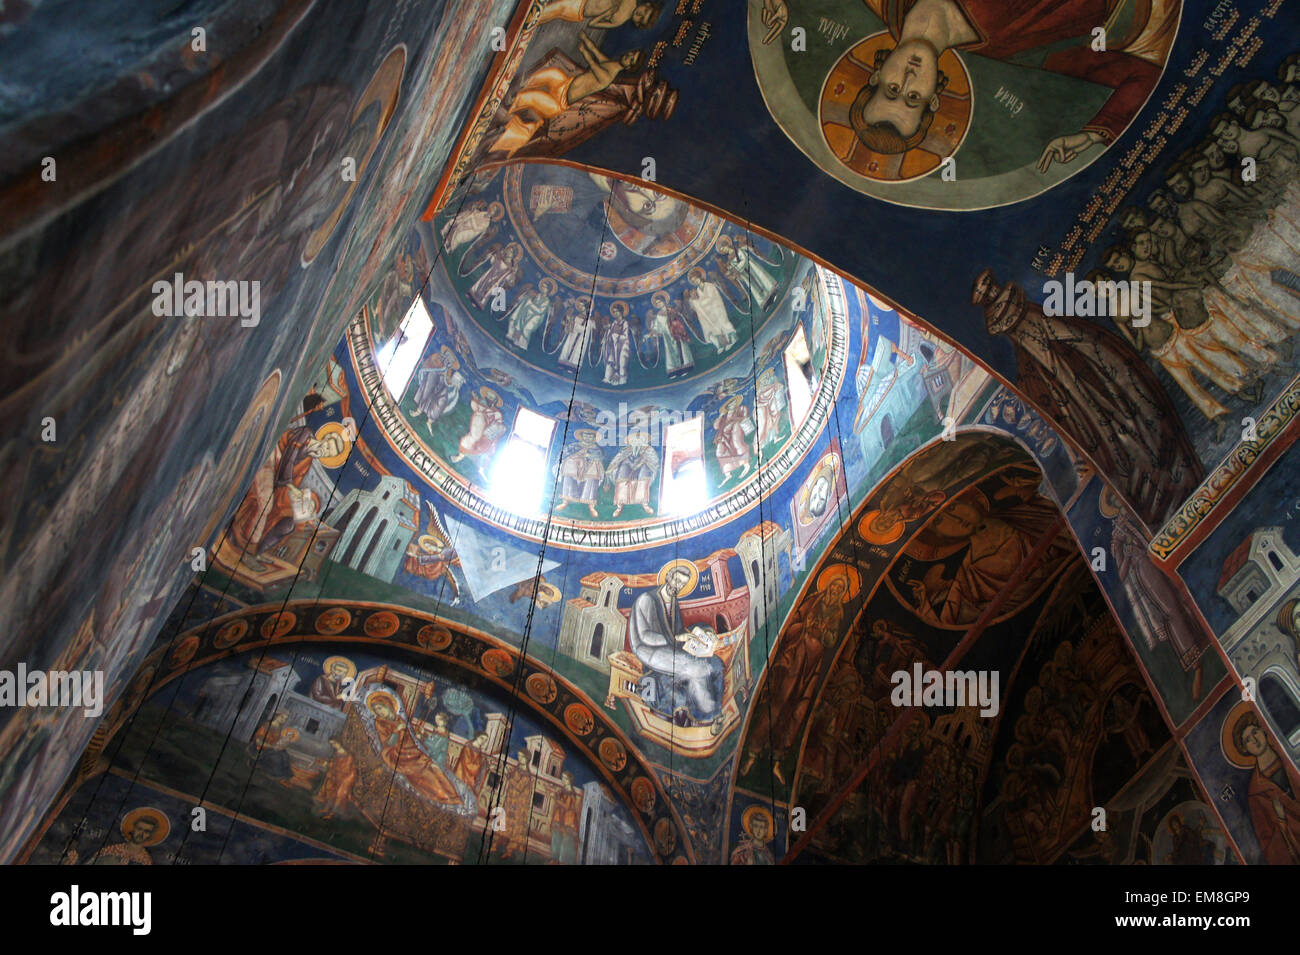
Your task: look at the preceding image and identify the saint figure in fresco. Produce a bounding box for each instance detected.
[467,242,524,311]
[739,568,854,783]
[607,431,659,516]
[852,0,1177,171]
[628,562,726,722]
[228,393,345,570]
[1225,705,1300,864]
[411,347,466,429]
[368,694,461,805]
[310,657,355,711]
[646,291,694,377]
[451,387,507,468]
[685,268,738,352]
[972,270,1201,527]
[558,429,606,518]
[503,278,557,350]
[601,302,634,385]
[714,395,755,485]
[441,200,503,253]
[489,36,648,159]
[535,0,661,30]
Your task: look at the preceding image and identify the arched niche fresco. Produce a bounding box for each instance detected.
[725,432,1232,863]
[25,606,686,865]
[0,0,519,863]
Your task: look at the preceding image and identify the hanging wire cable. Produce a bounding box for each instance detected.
[89,170,491,865]
[477,182,615,866]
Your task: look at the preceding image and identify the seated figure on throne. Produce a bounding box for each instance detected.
[628,560,726,726]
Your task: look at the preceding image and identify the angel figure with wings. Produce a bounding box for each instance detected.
[442,200,503,254]
[684,268,738,353]
[502,277,557,350]
[403,502,463,605]
[553,296,599,370]
[465,242,524,311]
[645,291,695,377]
[715,234,782,312]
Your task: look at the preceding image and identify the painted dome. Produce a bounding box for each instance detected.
[348,163,847,549]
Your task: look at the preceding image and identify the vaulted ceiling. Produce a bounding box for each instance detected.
[3,0,1299,865]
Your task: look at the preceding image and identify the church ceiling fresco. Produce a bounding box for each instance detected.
[29,640,657,864]
[0,0,516,861]
[4,0,1300,871]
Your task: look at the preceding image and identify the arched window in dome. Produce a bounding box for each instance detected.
[490,406,556,515]
[784,325,815,428]
[376,295,434,401]
[661,416,706,515]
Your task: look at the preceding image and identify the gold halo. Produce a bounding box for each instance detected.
[367,690,401,715]
[741,805,775,842]
[313,421,353,468]
[1221,700,1261,770]
[1277,599,1300,640]
[817,563,861,601]
[417,534,443,552]
[121,807,171,846]
[797,456,839,525]
[858,508,904,545]
[819,32,972,183]
[1098,486,1124,519]
[322,655,356,681]
[303,45,406,264]
[657,559,699,595]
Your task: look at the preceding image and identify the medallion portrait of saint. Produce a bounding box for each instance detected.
[750,0,1181,210]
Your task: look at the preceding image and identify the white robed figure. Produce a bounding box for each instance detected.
[557,299,596,369]
[504,277,556,349]
[717,235,779,309]
[601,302,633,385]
[411,347,466,428]
[647,291,694,376]
[685,268,737,352]
[441,200,503,252]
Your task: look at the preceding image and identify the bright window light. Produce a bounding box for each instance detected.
[491,407,556,516]
[784,326,815,428]
[377,296,434,401]
[660,416,707,515]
